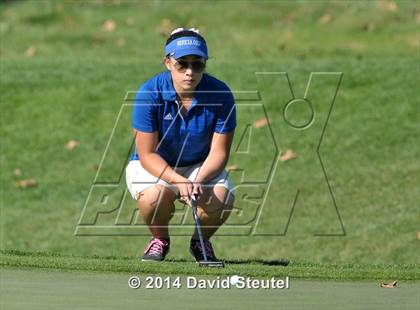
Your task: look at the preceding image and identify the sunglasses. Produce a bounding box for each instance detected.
[172,58,206,72]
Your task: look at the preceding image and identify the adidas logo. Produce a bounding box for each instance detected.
[164,113,173,120]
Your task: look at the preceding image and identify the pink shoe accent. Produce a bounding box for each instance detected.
[144,238,169,256]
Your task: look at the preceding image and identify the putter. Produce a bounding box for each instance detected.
[190,195,225,268]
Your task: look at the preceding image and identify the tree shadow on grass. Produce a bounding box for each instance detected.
[167,258,290,266]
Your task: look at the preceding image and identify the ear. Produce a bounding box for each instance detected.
[164,57,172,71]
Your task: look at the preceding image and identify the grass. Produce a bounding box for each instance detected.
[2,268,419,310]
[1,0,419,276]
[1,249,419,281]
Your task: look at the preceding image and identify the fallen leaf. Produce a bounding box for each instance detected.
[65,140,79,150]
[227,164,238,170]
[363,22,375,32]
[380,281,397,288]
[116,37,126,47]
[25,46,36,58]
[126,17,134,26]
[417,231,420,240]
[285,30,293,40]
[63,15,76,26]
[253,47,263,57]
[407,36,419,48]
[346,42,366,51]
[102,19,116,32]
[13,168,22,177]
[285,14,295,23]
[415,11,420,23]
[15,179,37,188]
[253,117,268,128]
[233,207,243,216]
[319,14,331,25]
[385,1,398,12]
[93,32,105,44]
[279,149,297,162]
[158,18,175,37]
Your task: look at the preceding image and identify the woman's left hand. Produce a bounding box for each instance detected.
[191,181,204,200]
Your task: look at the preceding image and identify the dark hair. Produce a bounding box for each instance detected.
[165,30,206,46]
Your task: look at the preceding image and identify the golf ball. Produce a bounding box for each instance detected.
[230,275,240,286]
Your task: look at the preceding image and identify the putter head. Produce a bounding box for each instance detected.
[197,260,225,268]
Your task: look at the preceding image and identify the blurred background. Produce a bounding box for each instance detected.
[1,0,418,265]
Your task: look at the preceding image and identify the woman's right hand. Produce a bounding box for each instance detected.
[174,176,194,204]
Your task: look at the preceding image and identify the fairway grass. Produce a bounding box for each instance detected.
[1,249,419,281]
[1,268,419,310]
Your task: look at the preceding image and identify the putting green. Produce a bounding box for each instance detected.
[1,268,419,310]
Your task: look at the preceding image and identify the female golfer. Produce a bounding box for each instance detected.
[125,28,236,262]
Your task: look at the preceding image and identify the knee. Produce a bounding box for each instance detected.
[136,185,176,212]
[197,203,233,223]
[198,191,234,221]
[199,187,235,211]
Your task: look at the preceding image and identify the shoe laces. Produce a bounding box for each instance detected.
[145,238,167,255]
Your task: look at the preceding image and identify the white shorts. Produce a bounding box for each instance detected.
[125,160,235,200]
